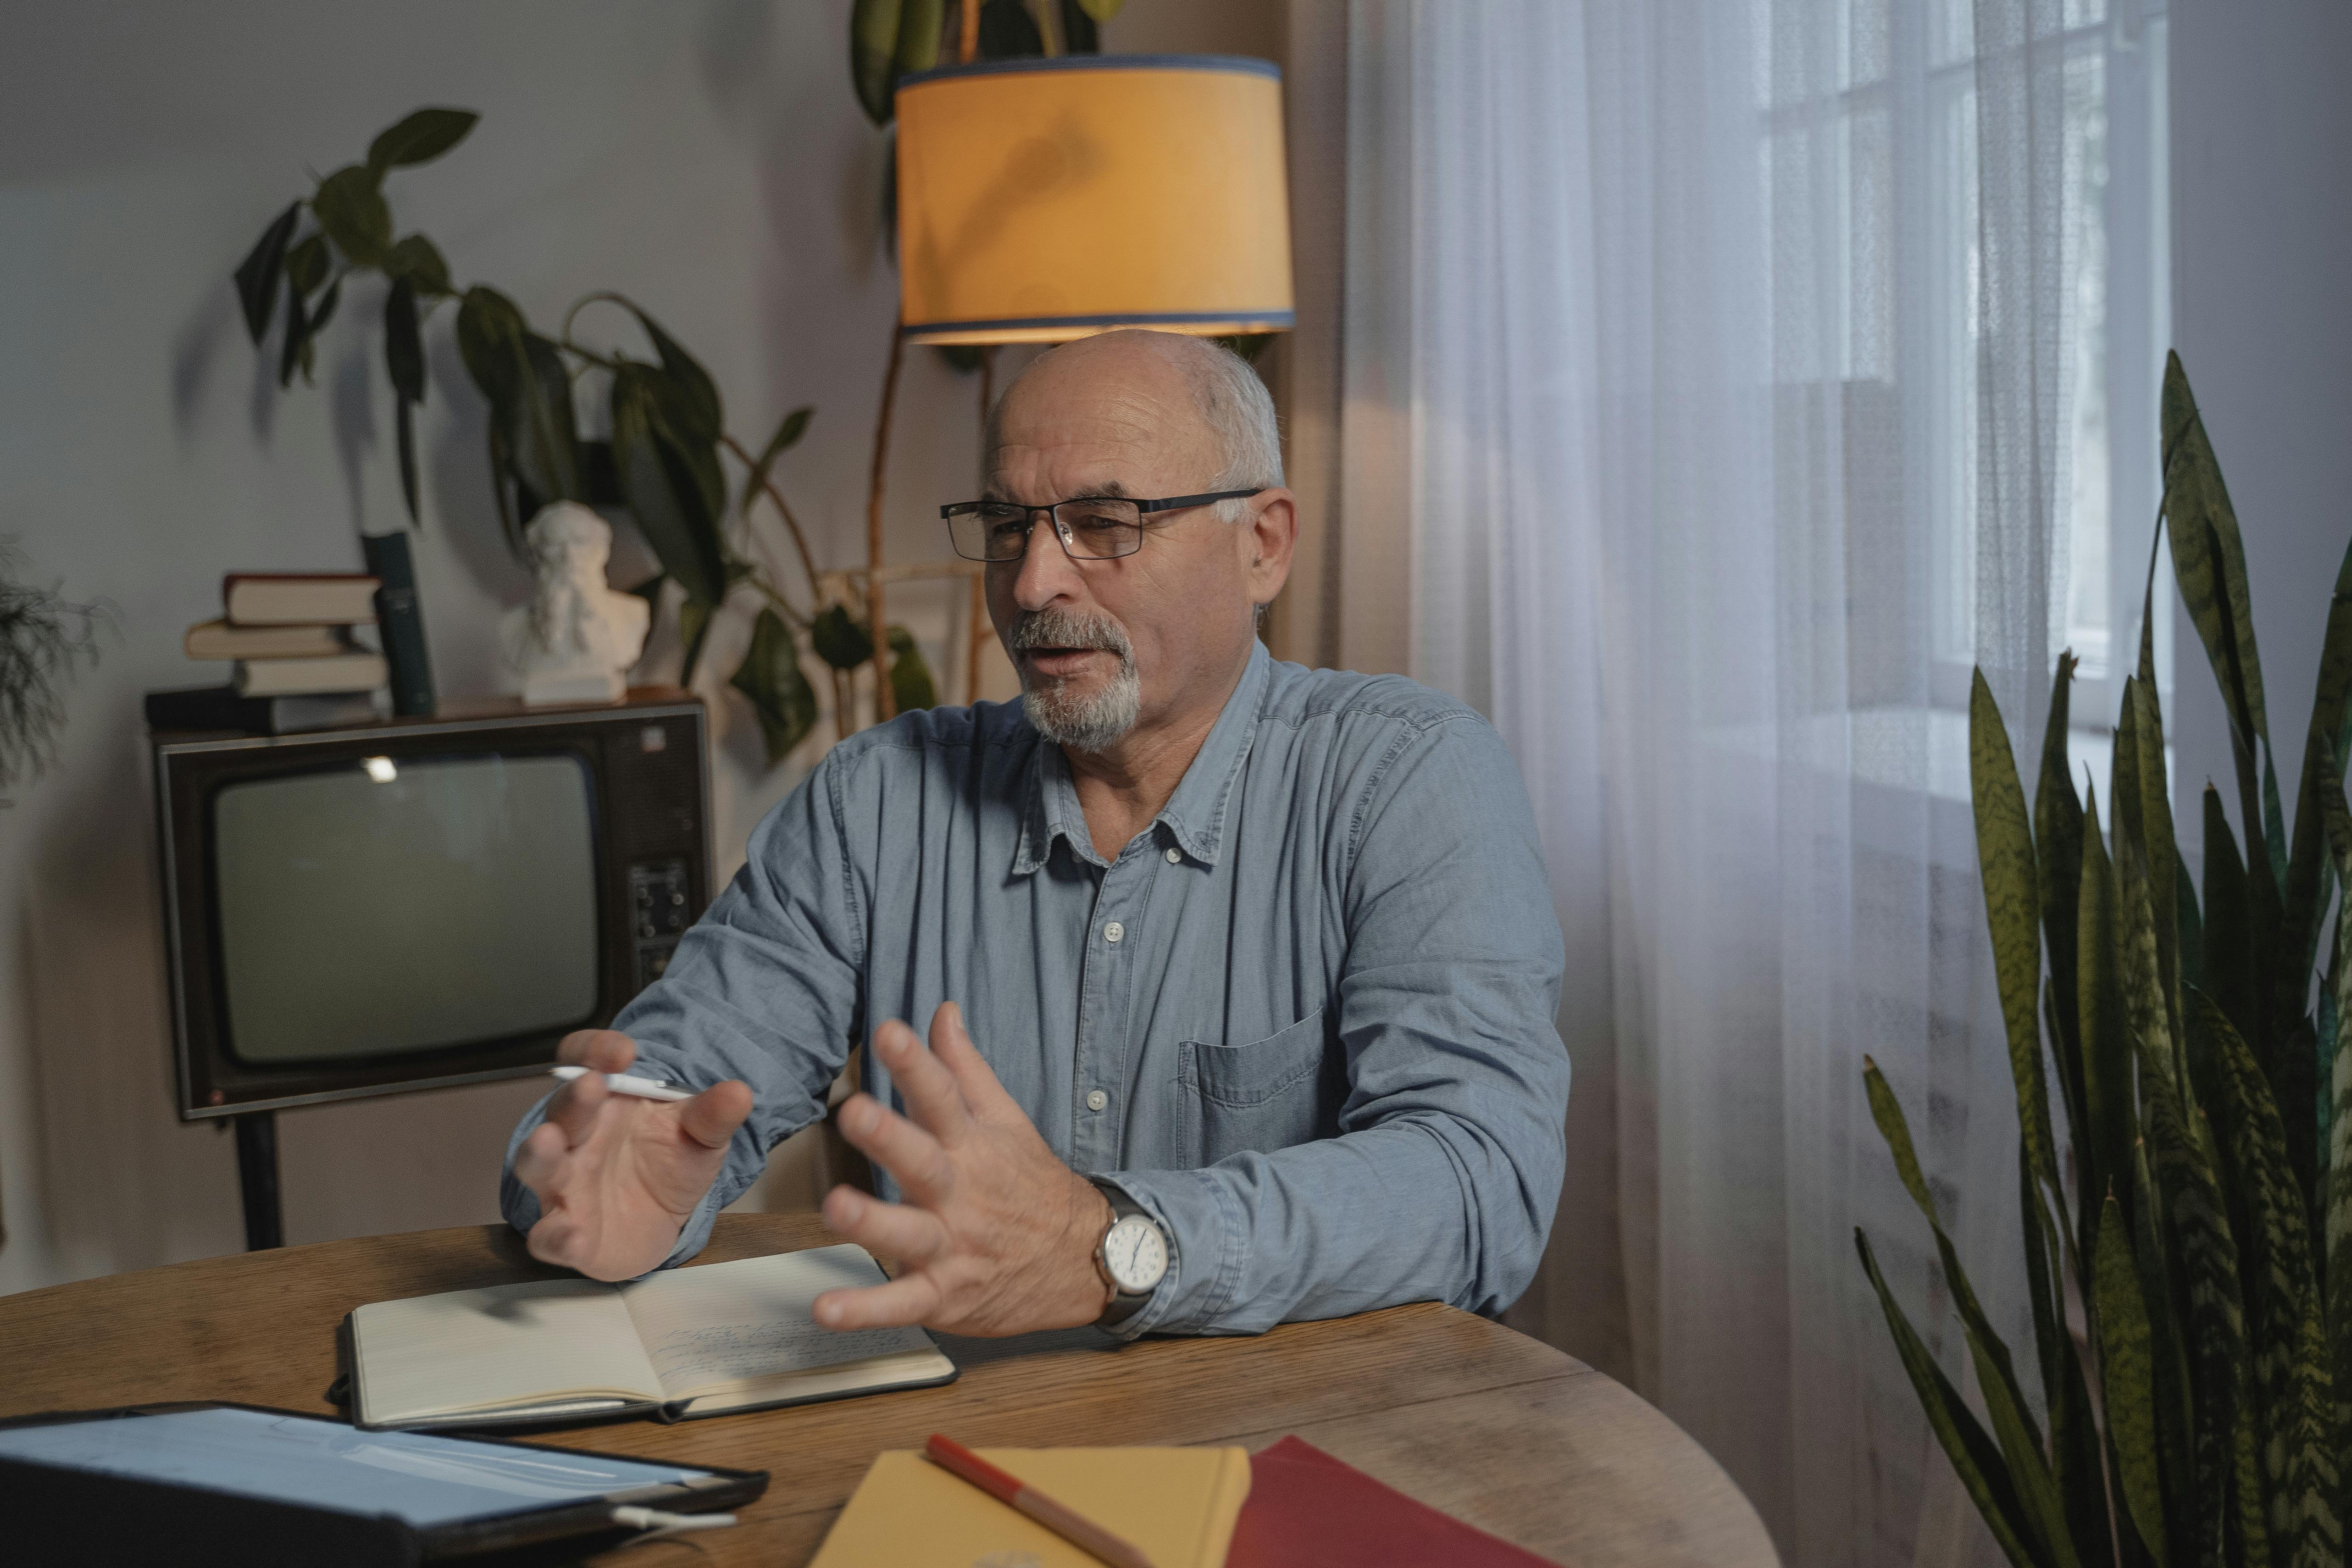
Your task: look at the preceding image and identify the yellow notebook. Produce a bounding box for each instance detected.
[812,1446,1252,1568]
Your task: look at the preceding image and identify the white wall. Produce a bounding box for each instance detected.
[2167,0,2352,855]
[0,0,1284,1297]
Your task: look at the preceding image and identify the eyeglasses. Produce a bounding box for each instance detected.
[941,490,1264,563]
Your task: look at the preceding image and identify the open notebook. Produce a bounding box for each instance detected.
[345,1244,957,1430]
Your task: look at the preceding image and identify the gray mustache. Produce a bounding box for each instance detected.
[1009,609,1132,657]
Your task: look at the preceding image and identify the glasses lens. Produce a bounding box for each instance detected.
[949,503,1033,561]
[1054,498,1142,559]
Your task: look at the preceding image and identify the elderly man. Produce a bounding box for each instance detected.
[503,329,1569,1340]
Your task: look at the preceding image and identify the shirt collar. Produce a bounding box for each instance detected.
[1011,640,1272,876]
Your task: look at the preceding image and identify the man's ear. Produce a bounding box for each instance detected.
[1244,488,1298,608]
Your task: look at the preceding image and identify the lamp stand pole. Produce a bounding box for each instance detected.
[864,317,906,726]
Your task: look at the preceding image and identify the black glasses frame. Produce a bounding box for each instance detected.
[940,489,1265,563]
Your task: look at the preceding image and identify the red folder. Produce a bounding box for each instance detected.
[1225,1435,1560,1567]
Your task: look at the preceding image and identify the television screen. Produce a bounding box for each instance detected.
[211,752,600,1064]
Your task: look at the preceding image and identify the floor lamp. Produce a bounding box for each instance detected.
[860,52,1296,721]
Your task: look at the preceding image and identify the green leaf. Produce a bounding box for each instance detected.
[1853,1229,2046,1568]
[851,0,904,125]
[2134,1129,2201,1568]
[895,0,943,73]
[1863,1058,2071,1562]
[2205,786,2259,1046]
[455,284,529,405]
[1074,0,1124,20]
[2119,828,2185,1103]
[2116,676,2183,1054]
[2276,535,2352,1031]
[812,604,875,670]
[597,297,723,442]
[2027,1157,2112,1568]
[678,595,715,686]
[610,362,727,608]
[2080,793,2138,1260]
[459,288,582,512]
[365,108,479,174]
[2191,986,2325,1560]
[311,164,391,266]
[2164,350,2271,752]
[284,232,328,298]
[888,625,938,714]
[2037,651,2088,1154]
[2098,1188,2171,1566]
[233,201,300,344]
[1970,668,2061,1201]
[2320,782,2352,1527]
[740,406,814,518]
[515,332,582,505]
[2142,1053,2247,1568]
[730,609,820,765]
[383,233,453,296]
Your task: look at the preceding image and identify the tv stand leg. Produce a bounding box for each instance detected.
[233,1111,283,1252]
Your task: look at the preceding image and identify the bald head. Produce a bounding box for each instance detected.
[986,331,1283,507]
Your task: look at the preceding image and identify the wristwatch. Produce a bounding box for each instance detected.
[1089,1180,1171,1329]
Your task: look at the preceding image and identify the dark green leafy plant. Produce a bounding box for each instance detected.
[228,110,939,765]
[1863,353,2352,1567]
[0,541,108,805]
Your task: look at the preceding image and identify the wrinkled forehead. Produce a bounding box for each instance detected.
[985,350,1220,500]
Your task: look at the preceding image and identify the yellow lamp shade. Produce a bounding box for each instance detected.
[894,55,1294,345]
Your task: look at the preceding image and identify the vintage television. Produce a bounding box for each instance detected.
[151,689,710,1247]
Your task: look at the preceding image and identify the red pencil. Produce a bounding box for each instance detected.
[923,1433,1156,1568]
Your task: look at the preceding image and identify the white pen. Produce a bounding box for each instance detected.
[548,1065,695,1103]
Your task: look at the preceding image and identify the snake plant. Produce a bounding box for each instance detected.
[1863,352,2352,1568]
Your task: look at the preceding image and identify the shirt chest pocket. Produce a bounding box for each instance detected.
[1176,1007,1343,1163]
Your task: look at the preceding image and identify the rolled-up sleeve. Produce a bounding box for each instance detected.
[500,753,867,1270]
[1104,714,1570,1335]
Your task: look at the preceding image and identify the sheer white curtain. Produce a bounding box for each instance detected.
[1316,1,2159,1560]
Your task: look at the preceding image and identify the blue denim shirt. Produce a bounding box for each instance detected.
[502,643,1569,1336]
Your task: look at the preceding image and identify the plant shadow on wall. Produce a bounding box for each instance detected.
[1862,354,2352,1567]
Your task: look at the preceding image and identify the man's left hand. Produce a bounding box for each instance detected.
[812,1001,1113,1337]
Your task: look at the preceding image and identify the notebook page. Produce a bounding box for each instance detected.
[352,1278,664,1427]
[620,1245,941,1404]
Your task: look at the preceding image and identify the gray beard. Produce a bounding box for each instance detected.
[1010,607,1142,753]
[1023,665,1142,752]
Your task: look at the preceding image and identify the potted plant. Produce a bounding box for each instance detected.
[1862,353,2349,1566]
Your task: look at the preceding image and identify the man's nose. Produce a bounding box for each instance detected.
[1009,517,1087,611]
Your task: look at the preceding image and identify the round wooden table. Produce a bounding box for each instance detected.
[0,1213,1776,1566]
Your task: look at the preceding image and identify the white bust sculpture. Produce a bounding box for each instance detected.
[499,502,651,706]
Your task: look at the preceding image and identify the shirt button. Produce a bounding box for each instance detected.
[1103,921,1125,944]
[1165,847,1182,864]
[1085,1089,1109,1112]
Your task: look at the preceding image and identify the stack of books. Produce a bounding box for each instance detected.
[148,573,388,734]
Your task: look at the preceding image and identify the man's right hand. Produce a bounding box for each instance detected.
[512,1031,753,1281]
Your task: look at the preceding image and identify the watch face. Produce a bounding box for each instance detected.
[1103,1215,1168,1294]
